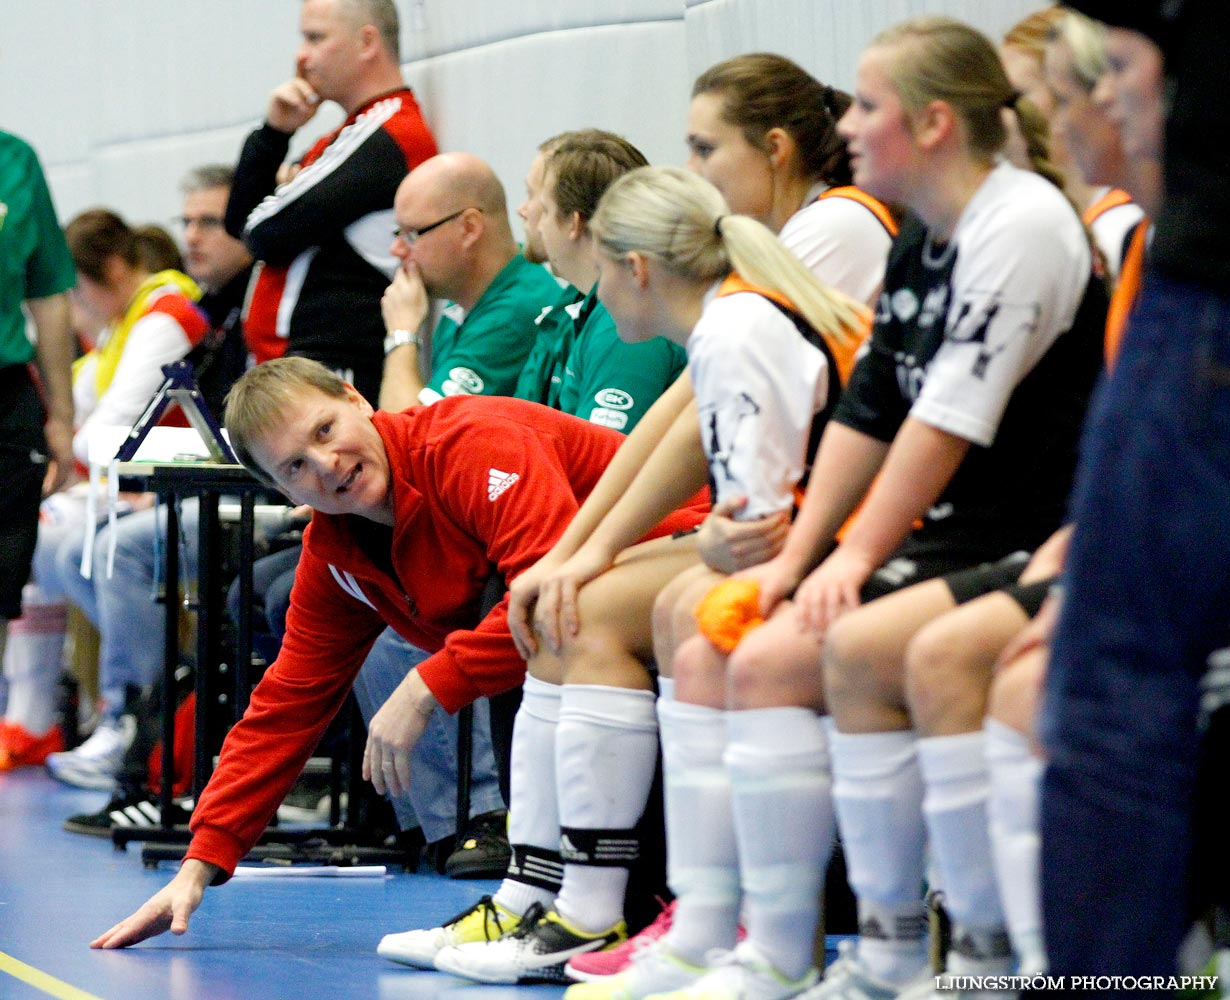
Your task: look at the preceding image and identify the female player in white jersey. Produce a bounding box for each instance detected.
[555,55,902,1000]
[748,9,1154,989]
[646,52,899,720]
[558,57,902,998]
[635,17,1107,1000]
[685,53,895,309]
[805,10,1161,987]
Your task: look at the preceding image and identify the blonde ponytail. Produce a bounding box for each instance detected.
[592,166,867,346]
[716,213,867,347]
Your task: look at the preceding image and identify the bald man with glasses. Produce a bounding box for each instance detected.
[378,152,564,412]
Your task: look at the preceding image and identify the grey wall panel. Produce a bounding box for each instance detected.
[684,0,1043,92]
[87,125,265,229]
[0,0,1047,241]
[0,0,95,165]
[405,18,689,247]
[402,0,682,60]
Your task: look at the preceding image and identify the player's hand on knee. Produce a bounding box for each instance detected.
[737,553,804,618]
[792,547,869,637]
[509,557,562,660]
[534,545,614,653]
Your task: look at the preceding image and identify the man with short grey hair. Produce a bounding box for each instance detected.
[336,0,401,60]
[177,164,254,416]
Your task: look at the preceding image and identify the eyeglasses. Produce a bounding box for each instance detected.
[392,207,480,246]
[176,215,226,231]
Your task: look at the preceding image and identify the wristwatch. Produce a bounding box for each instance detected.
[383,328,422,355]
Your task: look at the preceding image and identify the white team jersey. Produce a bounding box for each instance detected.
[907,161,1091,447]
[688,286,830,521]
[779,189,893,308]
[836,160,1105,548]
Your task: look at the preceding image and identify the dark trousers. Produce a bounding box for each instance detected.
[1040,273,1230,986]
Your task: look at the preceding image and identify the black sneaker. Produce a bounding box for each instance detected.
[445,808,511,879]
[63,794,193,838]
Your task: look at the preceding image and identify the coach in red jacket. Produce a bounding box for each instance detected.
[92,357,704,948]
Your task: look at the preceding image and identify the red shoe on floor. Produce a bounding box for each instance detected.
[565,900,676,982]
[0,720,66,771]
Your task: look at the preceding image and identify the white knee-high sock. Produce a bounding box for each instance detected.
[985,718,1045,975]
[554,683,659,933]
[727,708,834,981]
[657,694,740,964]
[828,721,928,985]
[2,589,66,735]
[917,732,1004,932]
[918,731,1012,975]
[494,676,563,916]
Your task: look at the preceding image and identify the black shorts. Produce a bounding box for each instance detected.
[0,364,48,619]
[942,551,1055,619]
[860,529,1036,604]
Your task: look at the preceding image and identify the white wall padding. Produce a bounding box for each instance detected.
[0,0,1041,235]
[406,18,690,245]
[401,0,682,60]
[684,0,1042,92]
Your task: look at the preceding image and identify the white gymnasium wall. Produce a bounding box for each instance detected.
[683,0,1039,88]
[0,0,1036,243]
[401,1,690,233]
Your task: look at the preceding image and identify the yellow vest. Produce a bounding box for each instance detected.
[73,269,202,397]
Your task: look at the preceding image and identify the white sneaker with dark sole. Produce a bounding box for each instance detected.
[377,895,521,968]
[434,903,626,985]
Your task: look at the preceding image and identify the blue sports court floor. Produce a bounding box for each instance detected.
[0,768,565,1000]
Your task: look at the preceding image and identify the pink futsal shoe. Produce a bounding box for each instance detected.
[566,900,677,982]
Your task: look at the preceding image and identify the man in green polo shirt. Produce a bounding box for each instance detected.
[0,130,75,671]
[533,130,686,433]
[379,152,563,412]
[512,132,584,409]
